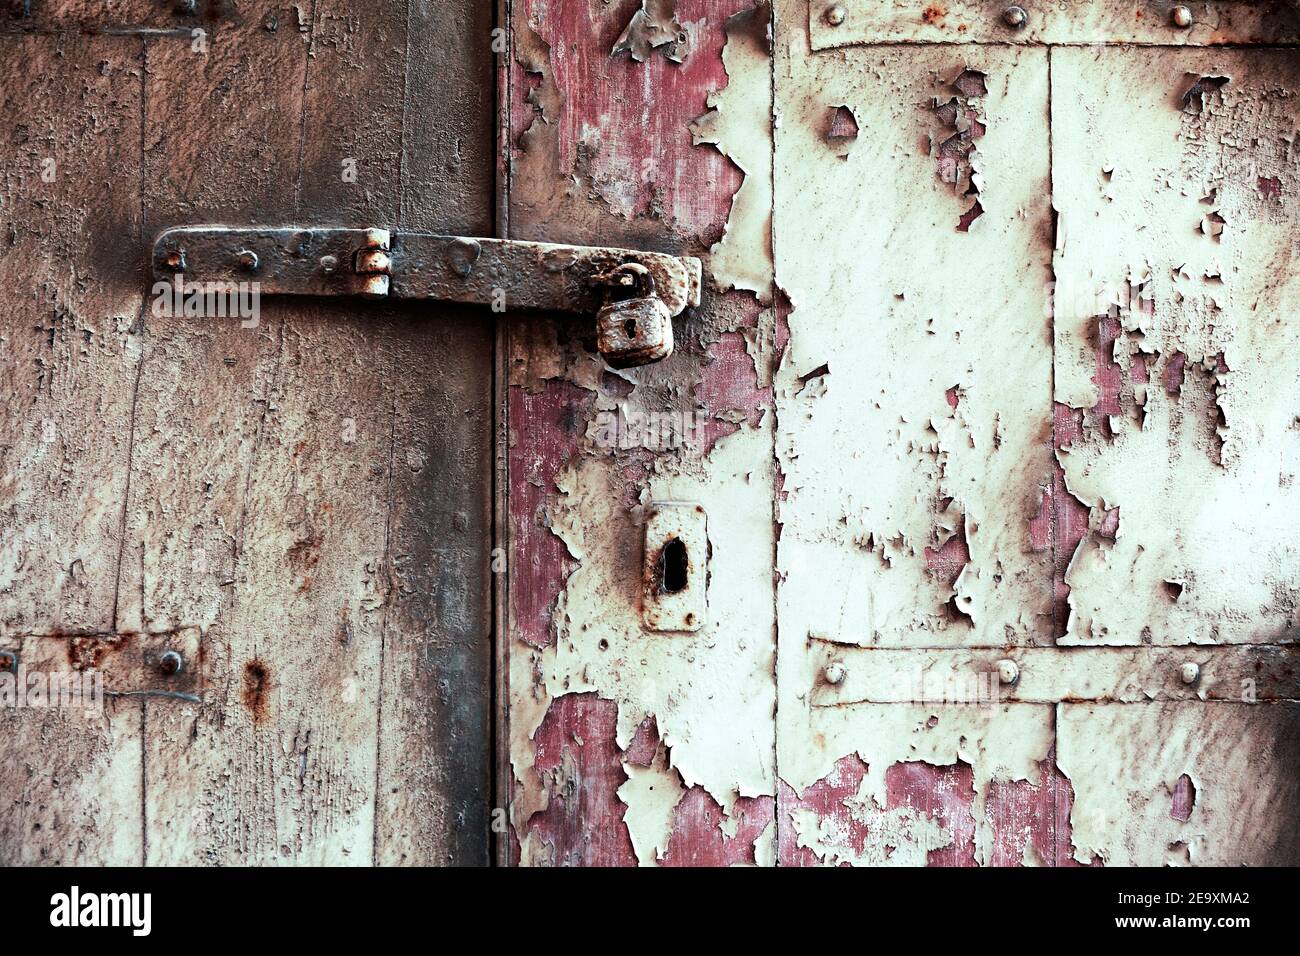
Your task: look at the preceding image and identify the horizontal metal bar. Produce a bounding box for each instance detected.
[151,226,702,317]
[809,0,1300,50]
[810,644,1300,704]
[392,235,700,317]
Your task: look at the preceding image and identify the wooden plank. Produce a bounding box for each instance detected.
[0,32,146,865]
[0,1,162,32]
[506,0,779,866]
[1058,702,1300,865]
[128,9,391,865]
[113,0,496,866]
[371,0,495,866]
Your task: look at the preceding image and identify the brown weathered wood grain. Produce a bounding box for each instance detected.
[3,1,495,865]
[0,32,146,865]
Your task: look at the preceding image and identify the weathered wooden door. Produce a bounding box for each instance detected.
[5,0,1299,869]
[503,1,1300,866]
[2,1,495,865]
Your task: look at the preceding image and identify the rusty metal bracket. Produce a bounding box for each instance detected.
[152,226,702,364]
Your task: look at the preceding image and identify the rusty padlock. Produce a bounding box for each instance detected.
[595,263,674,368]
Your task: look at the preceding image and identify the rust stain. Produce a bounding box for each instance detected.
[68,632,130,671]
[242,660,272,723]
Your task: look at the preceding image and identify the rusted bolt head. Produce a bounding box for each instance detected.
[236,249,260,272]
[1002,5,1028,30]
[159,650,184,677]
[0,650,17,674]
[1180,661,1200,685]
[319,254,339,275]
[163,249,186,273]
[996,658,1020,685]
[1170,5,1192,28]
[823,661,846,685]
[825,5,846,26]
[175,0,196,13]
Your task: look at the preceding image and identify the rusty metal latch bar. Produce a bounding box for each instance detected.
[152,226,702,366]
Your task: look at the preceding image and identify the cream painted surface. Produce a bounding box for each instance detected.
[508,2,1299,865]
[773,32,1054,648]
[510,421,778,863]
[1052,48,1300,646]
[690,3,775,304]
[1059,703,1300,865]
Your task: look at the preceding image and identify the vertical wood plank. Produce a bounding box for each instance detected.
[373,0,496,866]
[0,32,145,865]
[506,0,778,866]
[127,10,396,865]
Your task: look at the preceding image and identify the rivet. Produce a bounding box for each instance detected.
[996,658,1020,685]
[1180,661,1200,685]
[163,249,186,272]
[825,5,846,26]
[236,249,260,272]
[1002,5,1028,30]
[319,254,339,275]
[0,650,17,674]
[824,661,846,685]
[159,651,185,677]
[1170,5,1192,28]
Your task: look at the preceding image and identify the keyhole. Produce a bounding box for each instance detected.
[660,537,688,593]
[624,318,638,339]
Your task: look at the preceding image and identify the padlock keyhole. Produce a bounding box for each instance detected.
[661,537,688,593]
[624,318,638,339]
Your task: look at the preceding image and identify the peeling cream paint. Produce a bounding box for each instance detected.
[792,799,953,867]
[690,3,774,304]
[1058,702,1300,865]
[612,0,692,64]
[618,739,687,865]
[1052,49,1300,646]
[773,27,1053,648]
[511,421,777,856]
[509,1,1300,867]
[784,703,1054,866]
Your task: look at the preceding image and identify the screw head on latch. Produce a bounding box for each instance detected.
[996,658,1020,686]
[319,254,339,275]
[237,250,260,272]
[1180,661,1200,685]
[823,661,846,685]
[1002,5,1028,30]
[159,650,185,677]
[163,249,186,273]
[1170,5,1193,28]
[825,5,846,26]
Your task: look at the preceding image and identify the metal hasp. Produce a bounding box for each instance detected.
[151,226,702,368]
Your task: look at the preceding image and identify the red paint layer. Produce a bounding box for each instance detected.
[523,693,639,866]
[509,379,588,649]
